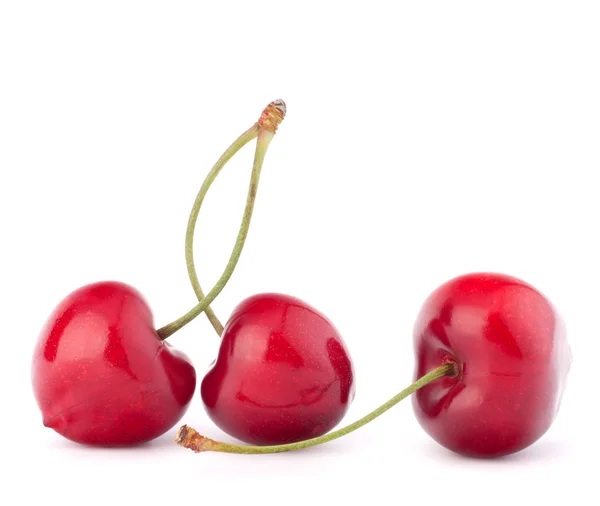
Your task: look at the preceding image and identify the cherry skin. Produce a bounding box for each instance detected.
[201,293,355,445]
[32,281,197,446]
[412,272,571,457]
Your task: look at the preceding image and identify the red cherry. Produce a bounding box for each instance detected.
[412,272,572,457]
[32,281,196,446]
[200,293,355,445]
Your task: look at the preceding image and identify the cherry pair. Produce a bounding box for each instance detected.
[32,100,352,446]
[32,100,571,458]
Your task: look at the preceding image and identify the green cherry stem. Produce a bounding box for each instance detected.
[174,362,456,454]
[156,100,286,341]
[185,124,259,336]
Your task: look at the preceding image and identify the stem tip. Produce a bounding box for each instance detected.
[175,425,216,453]
[259,99,287,133]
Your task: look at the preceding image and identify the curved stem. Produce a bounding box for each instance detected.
[185,125,259,336]
[175,362,456,454]
[156,114,283,340]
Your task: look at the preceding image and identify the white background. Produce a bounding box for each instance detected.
[1,1,598,505]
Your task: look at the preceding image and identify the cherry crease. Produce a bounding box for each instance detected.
[412,272,572,457]
[201,293,355,445]
[32,281,196,446]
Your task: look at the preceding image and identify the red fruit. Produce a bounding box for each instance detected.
[201,293,355,445]
[412,272,571,457]
[32,281,196,446]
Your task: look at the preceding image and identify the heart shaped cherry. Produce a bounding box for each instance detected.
[173,101,355,444]
[201,293,355,445]
[175,272,570,457]
[412,272,572,457]
[32,281,196,445]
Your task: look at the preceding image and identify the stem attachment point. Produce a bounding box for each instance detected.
[258,99,286,133]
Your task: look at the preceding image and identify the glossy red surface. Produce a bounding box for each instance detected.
[32,281,196,446]
[201,293,355,445]
[412,272,571,457]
